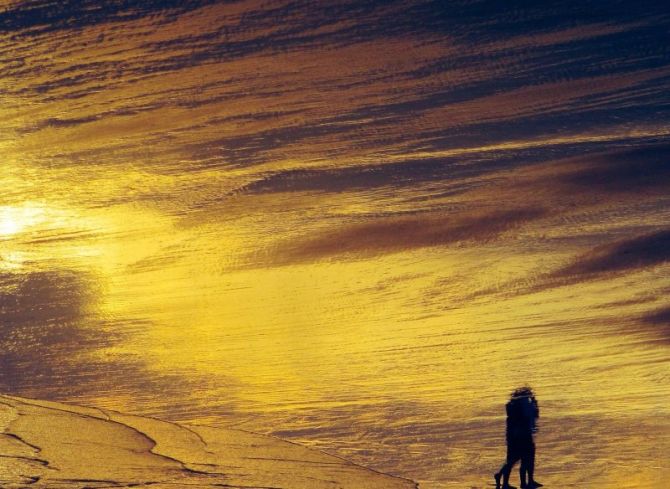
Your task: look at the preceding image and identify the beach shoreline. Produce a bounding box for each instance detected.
[0,394,418,489]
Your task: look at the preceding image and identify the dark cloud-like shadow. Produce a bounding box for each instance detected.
[596,302,670,344]
[250,141,670,269]
[0,267,235,418]
[0,0,217,35]
[266,207,545,266]
[642,306,670,327]
[0,268,108,393]
[4,0,669,173]
[240,156,497,194]
[451,143,670,301]
[237,139,670,207]
[640,305,670,341]
[552,230,670,280]
[472,229,670,302]
[560,143,670,194]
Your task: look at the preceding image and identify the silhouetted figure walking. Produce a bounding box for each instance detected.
[494,387,542,489]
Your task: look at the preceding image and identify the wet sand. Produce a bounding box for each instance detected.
[1,2,669,488]
[0,394,417,489]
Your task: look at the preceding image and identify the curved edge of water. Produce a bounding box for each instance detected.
[0,393,420,489]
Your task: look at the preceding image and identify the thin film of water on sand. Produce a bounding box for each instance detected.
[2,152,669,488]
[1,2,669,488]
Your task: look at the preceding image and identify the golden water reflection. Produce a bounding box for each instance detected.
[2,151,668,488]
[1,2,669,486]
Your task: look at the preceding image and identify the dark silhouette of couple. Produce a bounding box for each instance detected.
[494,386,542,489]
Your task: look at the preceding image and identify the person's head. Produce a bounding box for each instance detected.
[511,385,534,400]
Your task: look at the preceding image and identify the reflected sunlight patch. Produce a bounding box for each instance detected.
[0,203,46,237]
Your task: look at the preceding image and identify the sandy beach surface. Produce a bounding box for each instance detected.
[0,394,417,489]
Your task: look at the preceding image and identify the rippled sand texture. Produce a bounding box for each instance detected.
[0,395,415,488]
[1,1,670,488]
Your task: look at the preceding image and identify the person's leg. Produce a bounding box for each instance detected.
[495,462,504,489]
[519,458,528,488]
[501,444,521,489]
[526,442,542,487]
[526,441,535,478]
[495,441,513,489]
[518,437,532,488]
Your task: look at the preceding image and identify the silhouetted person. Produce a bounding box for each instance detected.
[494,386,542,489]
